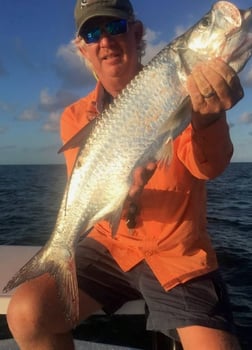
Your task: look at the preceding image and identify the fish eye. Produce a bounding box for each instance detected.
[200,14,211,28]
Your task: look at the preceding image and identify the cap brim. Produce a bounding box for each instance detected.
[77,9,130,34]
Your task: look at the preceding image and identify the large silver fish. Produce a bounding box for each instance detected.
[3,1,252,323]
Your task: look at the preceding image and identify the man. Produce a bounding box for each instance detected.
[7,1,243,349]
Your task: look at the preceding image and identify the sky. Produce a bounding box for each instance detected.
[0,0,252,165]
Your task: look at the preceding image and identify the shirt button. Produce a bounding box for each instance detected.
[145,250,153,257]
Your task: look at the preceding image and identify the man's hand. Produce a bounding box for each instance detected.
[187,58,244,129]
[125,162,157,228]
[128,162,157,200]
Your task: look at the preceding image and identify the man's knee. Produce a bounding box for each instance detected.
[6,274,68,338]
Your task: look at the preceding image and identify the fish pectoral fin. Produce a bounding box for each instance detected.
[3,245,79,325]
[107,205,124,237]
[156,137,173,167]
[156,97,191,141]
[58,118,97,153]
[156,97,191,167]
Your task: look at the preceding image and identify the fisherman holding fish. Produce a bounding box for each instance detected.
[6,1,249,349]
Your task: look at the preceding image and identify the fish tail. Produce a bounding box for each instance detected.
[3,245,79,324]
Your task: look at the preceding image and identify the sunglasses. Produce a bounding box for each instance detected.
[80,19,128,44]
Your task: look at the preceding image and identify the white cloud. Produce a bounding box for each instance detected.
[240,63,252,87]
[42,111,61,132]
[174,25,189,37]
[142,28,167,65]
[55,42,94,88]
[239,112,252,124]
[237,55,252,88]
[57,42,80,69]
[39,88,78,112]
[18,107,40,121]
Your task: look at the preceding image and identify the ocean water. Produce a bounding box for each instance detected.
[0,163,251,349]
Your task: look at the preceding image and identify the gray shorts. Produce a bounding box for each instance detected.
[76,237,236,340]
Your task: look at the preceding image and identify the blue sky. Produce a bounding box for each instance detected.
[0,0,252,165]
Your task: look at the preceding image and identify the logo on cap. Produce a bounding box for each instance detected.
[81,0,88,7]
[81,0,97,7]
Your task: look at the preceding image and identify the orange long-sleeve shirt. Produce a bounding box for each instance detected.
[60,82,233,291]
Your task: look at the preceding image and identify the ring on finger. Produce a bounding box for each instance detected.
[203,91,216,99]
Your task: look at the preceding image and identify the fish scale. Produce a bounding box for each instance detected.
[3,1,252,324]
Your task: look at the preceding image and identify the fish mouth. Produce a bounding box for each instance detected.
[223,8,252,71]
[219,34,252,73]
[231,35,252,59]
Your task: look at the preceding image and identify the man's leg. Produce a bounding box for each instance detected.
[177,326,241,350]
[6,273,102,350]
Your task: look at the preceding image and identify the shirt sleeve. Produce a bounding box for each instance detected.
[60,106,81,178]
[59,86,99,178]
[177,115,233,180]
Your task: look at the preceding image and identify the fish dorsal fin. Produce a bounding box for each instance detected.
[58,118,97,154]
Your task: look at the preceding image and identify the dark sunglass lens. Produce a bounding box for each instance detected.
[106,19,127,36]
[81,27,101,44]
[80,19,128,44]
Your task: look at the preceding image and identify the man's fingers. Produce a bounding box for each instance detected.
[128,162,157,199]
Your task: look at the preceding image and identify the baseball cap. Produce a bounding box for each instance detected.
[74,0,134,34]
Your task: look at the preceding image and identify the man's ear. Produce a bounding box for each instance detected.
[74,36,89,59]
[78,45,88,59]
